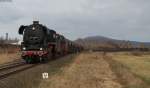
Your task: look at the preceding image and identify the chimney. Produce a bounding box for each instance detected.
[33,21,39,24]
[6,33,8,41]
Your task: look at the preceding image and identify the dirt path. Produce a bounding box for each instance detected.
[38,52,122,88]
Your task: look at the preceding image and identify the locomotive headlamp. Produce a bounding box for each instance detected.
[32,27,35,30]
[23,47,26,50]
[40,48,43,50]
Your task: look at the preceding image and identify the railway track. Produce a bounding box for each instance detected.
[0,60,37,79]
[0,60,25,71]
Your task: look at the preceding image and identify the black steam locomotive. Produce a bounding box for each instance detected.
[18,21,82,63]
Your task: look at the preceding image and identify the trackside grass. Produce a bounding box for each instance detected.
[0,53,20,64]
[0,54,77,88]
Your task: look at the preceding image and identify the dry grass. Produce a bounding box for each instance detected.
[105,52,150,88]
[0,54,77,88]
[0,45,19,54]
[0,45,20,64]
[0,53,20,64]
[2,52,149,88]
[38,52,122,88]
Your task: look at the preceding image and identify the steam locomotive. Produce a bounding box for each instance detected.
[18,21,82,63]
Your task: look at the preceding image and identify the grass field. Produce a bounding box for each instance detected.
[38,52,122,88]
[105,52,150,88]
[0,52,150,88]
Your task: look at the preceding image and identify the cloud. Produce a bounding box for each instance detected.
[0,0,150,42]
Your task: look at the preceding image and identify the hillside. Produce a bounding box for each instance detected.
[75,36,150,50]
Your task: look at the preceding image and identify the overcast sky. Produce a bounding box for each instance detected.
[0,0,150,42]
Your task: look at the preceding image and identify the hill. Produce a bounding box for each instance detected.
[75,36,150,50]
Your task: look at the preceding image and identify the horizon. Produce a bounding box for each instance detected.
[1,34,150,43]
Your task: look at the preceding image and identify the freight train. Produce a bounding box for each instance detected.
[18,21,82,63]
